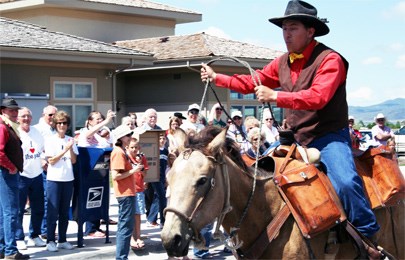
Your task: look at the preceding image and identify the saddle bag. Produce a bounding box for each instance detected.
[354,147,405,209]
[273,144,346,238]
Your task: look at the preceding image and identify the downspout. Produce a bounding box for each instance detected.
[112,58,137,128]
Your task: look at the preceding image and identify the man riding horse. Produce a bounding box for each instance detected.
[201,0,380,258]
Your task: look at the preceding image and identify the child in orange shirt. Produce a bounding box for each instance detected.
[126,138,149,250]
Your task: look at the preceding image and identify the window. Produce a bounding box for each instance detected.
[230,105,284,125]
[55,105,93,136]
[54,81,93,100]
[52,78,96,135]
[230,90,256,100]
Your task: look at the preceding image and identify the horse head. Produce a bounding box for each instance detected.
[161,127,230,257]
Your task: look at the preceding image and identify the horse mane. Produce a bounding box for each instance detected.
[186,126,250,172]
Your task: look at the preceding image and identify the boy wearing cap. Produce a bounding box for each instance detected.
[201,0,380,248]
[0,99,30,259]
[371,113,394,147]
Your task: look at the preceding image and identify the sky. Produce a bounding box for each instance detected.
[156,0,405,107]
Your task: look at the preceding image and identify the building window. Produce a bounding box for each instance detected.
[230,90,256,100]
[230,105,283,125]
[52,78,95,135]
[54,81,93,100]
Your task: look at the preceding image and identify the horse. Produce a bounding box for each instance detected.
[160,127,404,259]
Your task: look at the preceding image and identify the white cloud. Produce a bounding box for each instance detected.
[362,56,382,65]
[347,87,373,104]
[395,55,405,69]
[389,42,404,52]
[199,26,231,39]
[382,1,405,20]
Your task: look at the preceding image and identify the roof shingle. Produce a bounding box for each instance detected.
[0,17,152,56]
[114,33,284,61]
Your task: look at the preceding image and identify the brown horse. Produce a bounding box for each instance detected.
[161,127,404,259]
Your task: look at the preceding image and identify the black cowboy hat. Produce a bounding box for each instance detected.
[268,0,329,37]
[1,98,20,109]
[174,112,186,120]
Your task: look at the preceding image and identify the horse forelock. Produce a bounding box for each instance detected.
[184,126,249,172]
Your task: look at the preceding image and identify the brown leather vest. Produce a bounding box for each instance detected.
[0,117,24,172]
[278,43,349,146]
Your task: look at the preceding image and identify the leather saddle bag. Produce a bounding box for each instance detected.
[272,144,346,238]
[354,147,405,209]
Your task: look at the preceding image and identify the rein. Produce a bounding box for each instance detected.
[201,56,267,248]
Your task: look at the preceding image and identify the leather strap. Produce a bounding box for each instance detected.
[344,221,372,259]
[242,204,291,259]
[279,143,297,173]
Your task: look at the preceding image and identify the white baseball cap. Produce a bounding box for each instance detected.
[187,103,200,112]
[231,110,243,118]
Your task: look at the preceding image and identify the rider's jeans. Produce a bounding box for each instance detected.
[307,127,380,238]
[0,167,19,256]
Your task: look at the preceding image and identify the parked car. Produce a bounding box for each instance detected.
[359,129,373,151]
[394,126,405,155]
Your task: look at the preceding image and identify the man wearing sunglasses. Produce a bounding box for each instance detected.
[371,113,394,147]
[32,105,58,240]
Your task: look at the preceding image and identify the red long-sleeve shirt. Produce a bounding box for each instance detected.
[215,40,347,111]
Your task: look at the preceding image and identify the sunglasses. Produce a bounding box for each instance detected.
[377,118,385,122]
[265,118,273,121]
[48,114,55,117]
[216,108,223,111]
[56,121,67,126]
[189,110,199,115]
[233,117,242,120]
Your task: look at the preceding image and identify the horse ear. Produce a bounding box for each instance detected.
[173,128,187,152]
[207,128,227,156]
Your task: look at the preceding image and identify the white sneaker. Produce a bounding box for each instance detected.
[46,241,58,252]
[16,240,27,250]
[57,241,74,250]
[27,236,46,247]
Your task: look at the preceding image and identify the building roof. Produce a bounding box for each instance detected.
[0,17,152,57]
[0,0,201,24]
[83,0,198,14]
[114,33,285,61]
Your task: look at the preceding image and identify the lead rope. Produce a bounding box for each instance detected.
[201,56,266,251]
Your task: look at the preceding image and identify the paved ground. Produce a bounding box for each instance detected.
[20,192,235,260]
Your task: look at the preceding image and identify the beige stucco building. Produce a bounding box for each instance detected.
[1,0,283,132]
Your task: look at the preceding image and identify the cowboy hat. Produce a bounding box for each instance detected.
[1,98,20,109]
[174,112,186,120]
[268,0,329,37]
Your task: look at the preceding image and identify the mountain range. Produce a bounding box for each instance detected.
[348,98,405,123]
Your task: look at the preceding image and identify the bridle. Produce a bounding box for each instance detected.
[163,148,232,246]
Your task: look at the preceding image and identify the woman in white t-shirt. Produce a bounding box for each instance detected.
[44,111,78,252]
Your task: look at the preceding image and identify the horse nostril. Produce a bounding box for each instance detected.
[174,234,183,248]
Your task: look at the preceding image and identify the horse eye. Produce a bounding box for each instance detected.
[196,177,208,186]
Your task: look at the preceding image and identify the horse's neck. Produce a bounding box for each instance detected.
[223,159,284,247]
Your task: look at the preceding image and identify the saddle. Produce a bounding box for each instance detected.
[241,144,403,259]
[354,146,405,209]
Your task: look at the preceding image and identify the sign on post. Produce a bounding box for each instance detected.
[139,130,165,182]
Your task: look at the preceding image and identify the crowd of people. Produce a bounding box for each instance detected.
[1,97,281,259]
